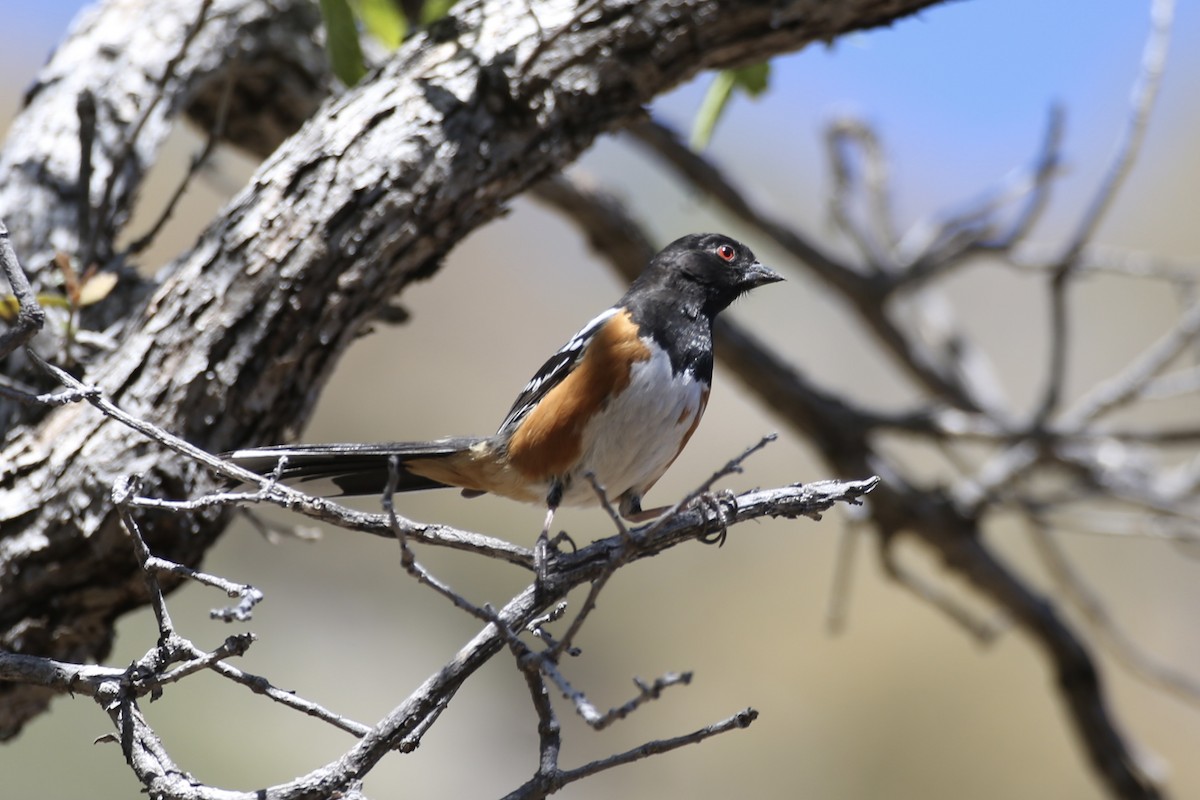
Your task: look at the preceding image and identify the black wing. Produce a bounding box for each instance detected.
[495,307,617,435]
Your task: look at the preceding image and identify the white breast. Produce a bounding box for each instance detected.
[559,348,706,507]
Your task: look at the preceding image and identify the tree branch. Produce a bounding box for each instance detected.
[0,221,44,359]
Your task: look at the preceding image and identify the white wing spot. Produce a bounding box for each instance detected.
[500,307,621,432]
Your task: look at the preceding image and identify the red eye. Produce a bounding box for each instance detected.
[716,244,736,262]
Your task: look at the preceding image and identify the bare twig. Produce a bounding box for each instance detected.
[878,541,1008,644]
[1033,0,1175,424]
[382,455,502,625]
[113,471,266,621]
[0,374,99,405]
[983,103,1065,248]
[505,708,758,799]
[0,221,46,359]
[1060,0,1174,266]
[1007,241,1200,287]
[1026,513,1200,709]
[125,66,236,256]
[206,657,373,738]
[517,649,563,789]
[898,104,1064,276]
[825,119,896,270]
[951,298,1200,516]
[544,663,693,730]
[81,0,216,270]
[644,433,776,537]
[583,471,632,540]
[824,523,862,635]
[76,91,97,249]
[1062,300,1200,427]
[113,475,179,643]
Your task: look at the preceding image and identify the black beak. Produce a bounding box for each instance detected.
[741,260,784,289]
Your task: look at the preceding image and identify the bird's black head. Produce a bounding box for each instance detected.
[632,233,783,316]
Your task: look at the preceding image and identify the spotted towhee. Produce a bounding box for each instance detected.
[229,233,782,542]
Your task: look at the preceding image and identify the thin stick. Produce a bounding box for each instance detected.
[81,0,215,269]
[126,66,236,255]
[1033,0,1175,423]
[0,221,46,359]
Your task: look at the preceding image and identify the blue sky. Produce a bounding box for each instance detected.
[8,1,1198,178]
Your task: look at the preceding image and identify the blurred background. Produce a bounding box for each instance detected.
[4,0,1200,797]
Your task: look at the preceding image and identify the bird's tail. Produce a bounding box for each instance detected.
[225,437,489,497]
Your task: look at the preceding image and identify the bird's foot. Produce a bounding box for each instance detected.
[694,489,737,546]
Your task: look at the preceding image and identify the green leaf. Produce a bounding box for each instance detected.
[690,62,771,150]
[1,292,77,322]
[420,0,460,23]
[36,293,73,311]
[352,0,406,49]
[732,61,770,97]
[0,295,18,322]
[319,0,368,86]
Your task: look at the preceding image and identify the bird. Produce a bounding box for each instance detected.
[228,232,782,556]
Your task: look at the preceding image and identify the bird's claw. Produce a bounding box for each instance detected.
[695,490,737,546]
